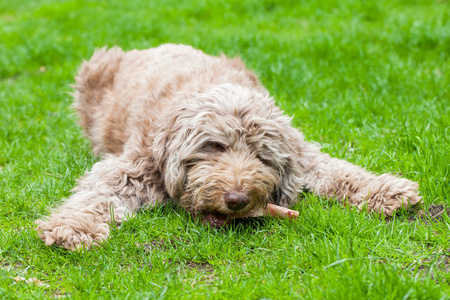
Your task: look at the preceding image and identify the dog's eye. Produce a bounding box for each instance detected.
[203,142,226,152]
[257,155,271,166]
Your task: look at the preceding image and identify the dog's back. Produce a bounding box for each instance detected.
[72,44,261,156]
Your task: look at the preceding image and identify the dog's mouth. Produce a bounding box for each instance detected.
[200,212,235,228]
[198,206,262,228]
[197,204,299,228]
[198,209,258,228]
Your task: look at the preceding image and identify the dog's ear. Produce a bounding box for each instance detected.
[151,105,198,199]
[272,125,314,206]
[252,110,307,206]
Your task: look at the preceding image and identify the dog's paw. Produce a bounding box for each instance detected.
[35,218,110,251]
[362,174,422,216]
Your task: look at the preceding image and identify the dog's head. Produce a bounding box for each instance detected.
[153,84,305,226]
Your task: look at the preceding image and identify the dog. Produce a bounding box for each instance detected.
[35,44,422,250]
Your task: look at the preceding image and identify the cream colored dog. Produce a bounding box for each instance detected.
[36,44,422,250]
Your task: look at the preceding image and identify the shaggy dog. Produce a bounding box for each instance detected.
[36,44,422,250]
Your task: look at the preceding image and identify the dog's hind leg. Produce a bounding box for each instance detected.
[36,140,165,250]
[300,143,422,216]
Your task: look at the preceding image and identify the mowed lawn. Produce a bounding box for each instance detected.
[0,0,449,298]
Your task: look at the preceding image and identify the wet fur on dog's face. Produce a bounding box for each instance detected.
[152,84,303,224]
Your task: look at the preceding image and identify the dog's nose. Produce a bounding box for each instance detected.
[224,191,250,211]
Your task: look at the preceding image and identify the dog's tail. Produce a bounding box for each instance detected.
[73,46,124,105]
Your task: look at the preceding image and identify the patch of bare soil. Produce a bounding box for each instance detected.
[185,261,214,272]
[137,237,191,252]
[408,204,449,224]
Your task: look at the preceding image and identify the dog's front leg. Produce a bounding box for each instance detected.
[300,143,422,215]
[36,153,165,250]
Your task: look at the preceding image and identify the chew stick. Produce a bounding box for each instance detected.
[264,203,299,219]
[242,203,299,220]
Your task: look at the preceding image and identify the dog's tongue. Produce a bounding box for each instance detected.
[201,213,234,228]
[200,204,299,228]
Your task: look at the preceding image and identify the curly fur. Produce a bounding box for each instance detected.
[35,44,422,250]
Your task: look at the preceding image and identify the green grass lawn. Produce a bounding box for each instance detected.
[1,0,449,298]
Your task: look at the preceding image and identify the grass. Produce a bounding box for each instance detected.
[0,0,449,298]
